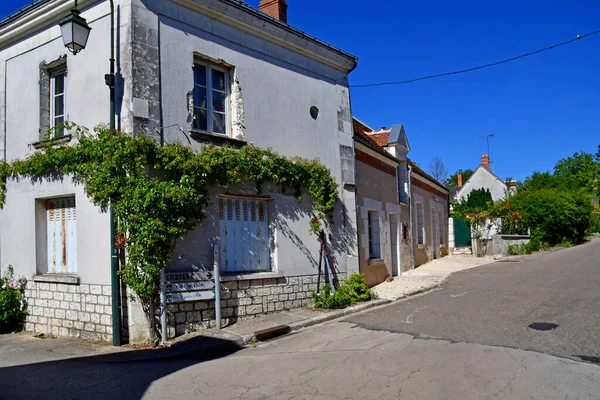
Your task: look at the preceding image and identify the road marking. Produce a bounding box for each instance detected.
[401,314,414,324]
[451,292,468,298]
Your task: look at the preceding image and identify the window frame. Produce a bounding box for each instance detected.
[416,201,425,246]
[46,196,77,274]
[367,210,381,260]
[192,62,230,136]
[50,69,67,137]
[438,210,445,245]
[218,196,272,274]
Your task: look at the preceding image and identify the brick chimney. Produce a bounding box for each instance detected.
[259,0,288,23]
[457,173,463,188]
[481,154,490,170]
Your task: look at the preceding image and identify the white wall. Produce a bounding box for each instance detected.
[0,3,122,284]
[456,167,508,202]
[154,2,357,276]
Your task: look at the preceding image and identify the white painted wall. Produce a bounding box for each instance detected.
[154,1,357,276]
[456,167,508,202]
[0,2,129,284]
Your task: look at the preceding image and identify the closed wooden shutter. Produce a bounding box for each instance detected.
[47,197,77,273]
[219,197,271,273]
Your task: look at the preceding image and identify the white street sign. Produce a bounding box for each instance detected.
[166,290,216,303]
[166,270,213,282]
[166,280,215,293]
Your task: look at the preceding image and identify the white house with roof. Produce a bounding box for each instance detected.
[449,155,516,251]
[0,0,359,342]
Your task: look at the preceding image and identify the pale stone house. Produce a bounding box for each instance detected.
[353,118,449,286]
[0,0,358,342]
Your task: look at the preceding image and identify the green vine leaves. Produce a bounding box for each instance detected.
[1,125,338,305]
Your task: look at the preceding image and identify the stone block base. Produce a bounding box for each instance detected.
[24,281,113,341]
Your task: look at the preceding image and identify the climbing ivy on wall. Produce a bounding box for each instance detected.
[0,124,338,310]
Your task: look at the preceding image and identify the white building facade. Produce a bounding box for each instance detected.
[0,0,359,342]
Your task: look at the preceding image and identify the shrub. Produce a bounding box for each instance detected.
[0,266,27,334]
[590,207,600,234]
[509,189,592,246]
[311,273,371,309]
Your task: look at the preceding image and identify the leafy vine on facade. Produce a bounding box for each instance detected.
[0,124,338,308]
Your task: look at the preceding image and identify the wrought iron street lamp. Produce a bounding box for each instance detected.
[59,0,91,55]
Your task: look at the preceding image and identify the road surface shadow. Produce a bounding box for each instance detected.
[0,335,241,399]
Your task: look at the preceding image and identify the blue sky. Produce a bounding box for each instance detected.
[2,0,599,181]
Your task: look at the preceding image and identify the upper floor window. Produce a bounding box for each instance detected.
[193,63,229,135]
[50,70,66,137]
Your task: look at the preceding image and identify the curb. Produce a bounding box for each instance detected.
[235,298,393,345]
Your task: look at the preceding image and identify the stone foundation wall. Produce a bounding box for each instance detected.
[492,234,531,256]
[24,281,113,341]
[168,274,341,338]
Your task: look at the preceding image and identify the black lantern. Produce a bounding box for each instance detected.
[59,1,91,55]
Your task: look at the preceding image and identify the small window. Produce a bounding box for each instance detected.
[439,210,445,245]
[193,63,229,135]
[50,70,67,137]
[219,197,271,273]
[368,211,381,259]
[46,197,77,273]
[416,202,425,245]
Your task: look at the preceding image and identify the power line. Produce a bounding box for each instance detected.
[351,29,600,88]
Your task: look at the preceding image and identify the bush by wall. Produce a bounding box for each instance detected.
[312,273,372,309]
[0,266,27,334]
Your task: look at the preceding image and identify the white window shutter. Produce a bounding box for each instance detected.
[47,197,77,273]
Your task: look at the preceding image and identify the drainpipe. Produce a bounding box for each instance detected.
[408,164,415,270]
[107,0,121,346]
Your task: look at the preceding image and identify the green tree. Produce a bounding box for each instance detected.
[553,152,599,196]
[447,169,474,187]
[518,171,558,192]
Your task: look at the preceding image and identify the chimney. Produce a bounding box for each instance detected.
[457,173,463,188]
[259,0,288,23]
[481,154,490,169]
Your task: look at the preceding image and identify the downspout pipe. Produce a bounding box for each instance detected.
[408,165,415,270]
[107,0,121,346]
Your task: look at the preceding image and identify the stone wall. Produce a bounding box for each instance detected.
[492,234,531,256]
[168,274,338,338]
[24,281,113,341]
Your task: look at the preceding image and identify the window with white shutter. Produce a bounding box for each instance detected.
[219,197,271,273]
[46,197,77,273]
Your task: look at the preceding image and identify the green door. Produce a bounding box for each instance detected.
[454,217,471,247]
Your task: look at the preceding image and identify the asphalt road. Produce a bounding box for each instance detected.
[347,238,600,362]
[1,240,599,399]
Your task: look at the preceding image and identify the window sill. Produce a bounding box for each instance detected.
[368,258,384,266]
[417,244,425,249]
[190,130,246,148]
[221,272,283,282]
[32,134,72,149]
[33,274,79,284]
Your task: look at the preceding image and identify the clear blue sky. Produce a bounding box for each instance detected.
[2,0,599,181]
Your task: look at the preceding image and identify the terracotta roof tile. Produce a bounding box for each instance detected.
[368,132,390,147]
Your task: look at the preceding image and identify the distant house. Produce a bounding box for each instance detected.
[353,118,449,286]
[449,155,516,250]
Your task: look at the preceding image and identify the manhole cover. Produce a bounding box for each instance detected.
[529,322,559,331]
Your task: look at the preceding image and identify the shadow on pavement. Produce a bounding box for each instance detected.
[0,335,242,399]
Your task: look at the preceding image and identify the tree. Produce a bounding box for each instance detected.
[518,171,557,192]
[596,145,600,162]
[428,156,448,184]
[447,169,474,188]
[553,152,599,196]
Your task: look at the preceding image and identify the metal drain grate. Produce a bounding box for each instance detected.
[574,355,600,364]
[529,322,559,331]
